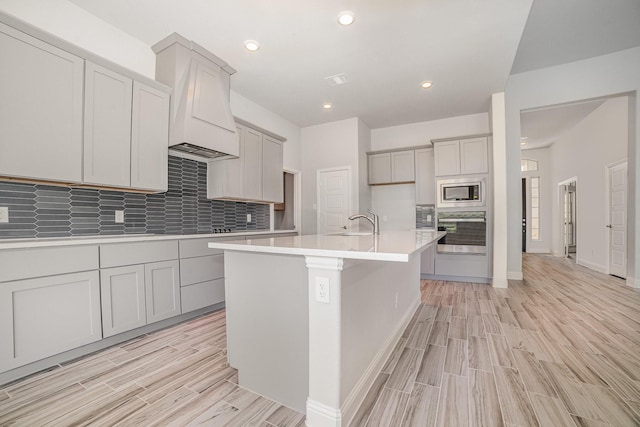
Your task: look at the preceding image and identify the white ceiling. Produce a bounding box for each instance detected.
[520,100,606,150]
[511,0,640,74]
[68,0,640,130]
[68,0,533,129]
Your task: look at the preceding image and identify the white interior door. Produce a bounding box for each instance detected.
[608,162,627,278]
[317,168,351,234]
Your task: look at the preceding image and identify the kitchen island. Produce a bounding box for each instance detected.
[208,230,444,427]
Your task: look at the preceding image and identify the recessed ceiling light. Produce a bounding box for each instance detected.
[420,81,433,89]
[323,103,333,110]
[244,40,260,52]
[337,11,355,26]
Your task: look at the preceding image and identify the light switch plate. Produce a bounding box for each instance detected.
[0,207,8,223]
[115,210,125,223]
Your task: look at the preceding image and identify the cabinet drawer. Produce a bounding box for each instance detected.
[179,238,223,258]
[181,278,225,313]
[100,240,178,268]
[0,246,99,283]
[180,254,224,286]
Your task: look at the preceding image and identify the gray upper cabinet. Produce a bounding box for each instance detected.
[243,127,264,201]
[0,16,170,191]
[84,63,170,192]
[131,81,170,192]
[0,22,84,183]
[368,150,415,185]
[434,137,488,176]
[415,148,436,205]
[262,135,284,203]
[84,61,133,187]
[208,123,284,203]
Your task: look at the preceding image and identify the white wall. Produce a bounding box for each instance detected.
[301,118,361,235]
[520,147,552,254]
[357,119,372,217]
[547,97,629,272]
[371,113,490,151]
[505,46,640,285]
[0,0,156,77]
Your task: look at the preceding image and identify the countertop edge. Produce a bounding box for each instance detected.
[0,230,298,250]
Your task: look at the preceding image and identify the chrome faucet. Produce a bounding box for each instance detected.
[348,209,380,234]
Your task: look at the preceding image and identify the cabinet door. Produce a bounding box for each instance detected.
[0,23,84,183]
[244,127,264,200]
[207,124,244,199]
[420,244,435,275]
[415,148,435,205]
[100,265,146,338]
[460,137,488,175]
[368,153,391,184]
[145,260,181,324]
[434,140,461,176]
[262,136,284,203]
[131,81,170,192]
[391,151,415,183]
[0,271,101,372]
[84,61,133,187]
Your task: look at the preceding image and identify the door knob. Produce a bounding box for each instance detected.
[342,225,347,229]
[606,224,612,228]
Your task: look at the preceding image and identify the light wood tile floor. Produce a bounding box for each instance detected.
[354,254,640,426]
[2,253,640,426]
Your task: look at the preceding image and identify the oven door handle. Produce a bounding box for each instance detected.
[438,218,486,223]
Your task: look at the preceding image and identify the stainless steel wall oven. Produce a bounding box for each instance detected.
[437,211,486,254]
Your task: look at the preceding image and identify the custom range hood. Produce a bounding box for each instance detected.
[152,33,239,159]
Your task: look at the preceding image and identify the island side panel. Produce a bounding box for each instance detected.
[340,253,421,421]
[224,250,309,412]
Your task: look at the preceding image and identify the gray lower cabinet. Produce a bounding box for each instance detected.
[100,265,146,337]
[145,260,181,323]
[179,238,226,313]
[99,241,181,337]
[0,271,102,372]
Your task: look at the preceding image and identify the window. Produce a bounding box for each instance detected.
[521,159,539,172]
[531,177,540,240]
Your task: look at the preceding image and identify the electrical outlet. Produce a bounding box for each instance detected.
[115,210,125,223]
[246,213,252,223]
[0,207,8,223]
[315,277,330,303]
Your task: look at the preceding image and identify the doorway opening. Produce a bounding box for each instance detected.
[559,179,577,260]
[521,178,526,252]
[273,169,301,232]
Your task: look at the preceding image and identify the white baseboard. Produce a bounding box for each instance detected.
[339,299,420,427]
[525,248,550,254]
[306,399,342,427]
[492,277,508,288]
[628,275,639,288]
[576,259,606,274]
[507,271,523,280]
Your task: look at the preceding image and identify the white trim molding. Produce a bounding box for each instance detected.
[507,271,523,280]
[306,399,343,427]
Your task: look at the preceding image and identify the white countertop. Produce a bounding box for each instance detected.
[208,230,445,262]
[0,230,297,250]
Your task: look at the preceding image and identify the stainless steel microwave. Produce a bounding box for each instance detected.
[437,177,485,208]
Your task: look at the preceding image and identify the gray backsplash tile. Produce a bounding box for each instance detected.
[0,156,270,239]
